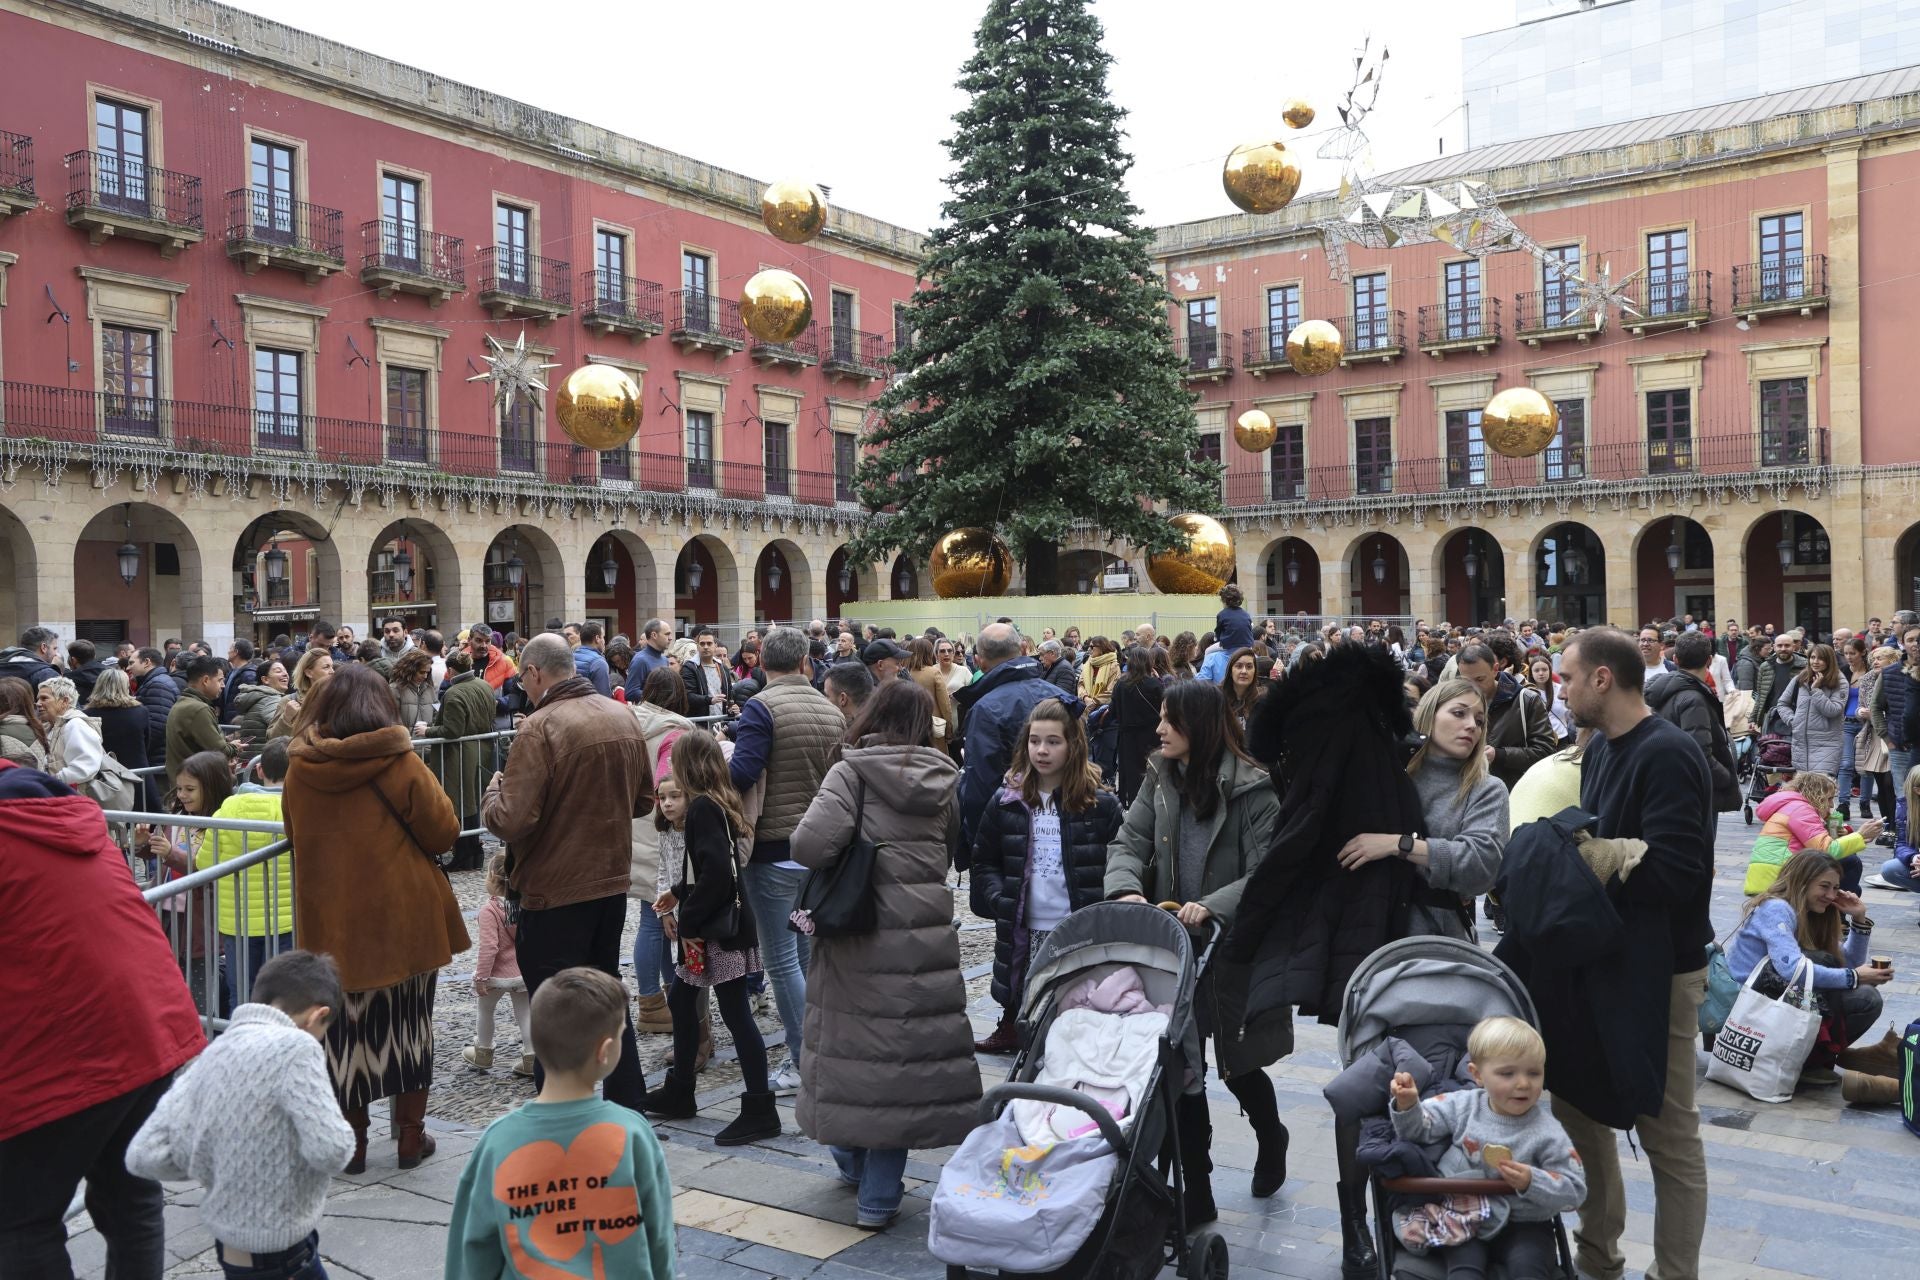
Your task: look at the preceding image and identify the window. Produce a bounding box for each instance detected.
[686,409,715,489]
[1790,513,1831,566]
[594,229,626,299]
[681,250,712,330]
[1265,285,1300,356]
[1646,389,1692,473]
[1184,298,1220,370]
[1352,273,1388,350]
[1541,244,1580,326]
[1444,261,1481,339]
[834,432,857,503]
[1354,417,1392,494]
[494,203,530,289]
[385,366,428,463]
[253,347,303,449]
[763,421,790,496]
[500,393,536,473]
[1760,377,1810,467]
[102,324,159,437]
[1445,408,1486,488]
[893,302,912,355]
[249,139,296,242]
[93,98,149,212]
[599,444,630,482]
[1198,431,1222,469]
[1544,398,1586,481]
[1646,230,1690,314]
[1270,422,1304,499]
[830,290,856,360]
[1758,213,1805,301]
[380,173,421,264]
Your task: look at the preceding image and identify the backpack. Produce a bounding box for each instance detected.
[1901,1017,1920,1139]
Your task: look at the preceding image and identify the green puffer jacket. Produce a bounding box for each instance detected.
[425,672,497,818]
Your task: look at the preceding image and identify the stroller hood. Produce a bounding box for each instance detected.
[1336,935,1538,1066]
[1025,901,1197,1028]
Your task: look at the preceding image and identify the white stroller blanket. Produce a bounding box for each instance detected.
[1013,1006,1169,1145]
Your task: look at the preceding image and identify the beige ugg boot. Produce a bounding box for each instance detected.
[1841,1071,1902,1106]
[636,991,673,1033]
[462,1044,494,1070]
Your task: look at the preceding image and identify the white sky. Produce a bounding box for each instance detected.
[226,0,1525,232]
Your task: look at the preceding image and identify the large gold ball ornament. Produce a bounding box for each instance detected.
[760,179,828,244]
[1481,386,1561,458]
[1147,514,1236,595]
[553,363,640,452]
[928,528,1013,599]
[740,269,813,345]
[1282,100,1315,129]
[1233,408,1277,452]
[1222,140,1302,215]
[1285,319,1343,376]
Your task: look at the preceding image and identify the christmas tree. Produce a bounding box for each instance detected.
[846,0,1220,593]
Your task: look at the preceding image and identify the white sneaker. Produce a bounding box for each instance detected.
[1863,873,1906,891]
[771,1065,802,1096]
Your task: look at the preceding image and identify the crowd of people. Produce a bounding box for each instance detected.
[3,587,1916,1280]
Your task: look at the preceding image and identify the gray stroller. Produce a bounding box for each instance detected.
[1336,936,1576,1280]
[930,901,1229,1280]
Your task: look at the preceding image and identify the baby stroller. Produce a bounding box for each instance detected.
[1337,936,1575,1280]
[1743,731,1794,824]
[930,901,1229,1280]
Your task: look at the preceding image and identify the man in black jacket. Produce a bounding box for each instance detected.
[0,626,61,689]
[1646,631,1741,813]
[1036,640,1078,694]
[1551,627,1714,1280]
[126,647,177,766]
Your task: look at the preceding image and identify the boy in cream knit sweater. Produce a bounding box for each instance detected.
[128,950,355,1279]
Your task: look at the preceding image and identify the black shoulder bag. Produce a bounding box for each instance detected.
[681,807,744,944]
[789,778,879,938]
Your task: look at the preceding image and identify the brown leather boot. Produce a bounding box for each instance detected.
[393,1090,437,1169]
[694,993,715,1071]
[1841,1071,1903,1106]
[973,1015,1019,1055]
[1835,1026,1902,1078]
[342,1105,369,1175]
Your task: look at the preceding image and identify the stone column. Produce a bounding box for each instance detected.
[1405,527,1443,625]
[1825,143,1863,469]
[1712,514,1752,629]
[1603,540,1636,626]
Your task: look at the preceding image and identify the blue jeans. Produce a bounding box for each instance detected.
[1890,748,1912,845]
[742,860,810,1067]
[1839,716,1861,809]
[222,933,296,1008]
[831,1145,909,1221]
[218,1230,328,1278]
[1879,855,1918,889]
[632,900,673,998]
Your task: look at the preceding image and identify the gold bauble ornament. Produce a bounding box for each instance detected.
[552,363,640,452]
[1481,386,1561,458]
[1222,140,1302,215]
[760,179,828,244]
[1233,408,1277,452]
[1147,514,1236,595]
[1285,319,1343,375]
[740,269,813,345]
[1282,99,1315,129]
[928,528,1013,599]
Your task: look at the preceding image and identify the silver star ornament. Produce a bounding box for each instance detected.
[467,331,560,410]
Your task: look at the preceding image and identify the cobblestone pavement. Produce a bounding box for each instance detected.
[67,813,1920,1279]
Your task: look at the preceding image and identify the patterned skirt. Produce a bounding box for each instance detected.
[326,971,437,1110]
[675,943,763,989]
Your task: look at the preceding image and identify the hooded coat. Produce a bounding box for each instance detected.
[1226,642,1432,1027]
[956,656,1062,850]
[1645,669,1741,811]
[0,760,204,1142]
[1782,674,1849,776]
[231,681,285,745]
[790,742,982,1150]
[284,725,468,992]
[134,666,179,761]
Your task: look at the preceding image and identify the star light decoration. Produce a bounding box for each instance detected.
[467,331,560,411]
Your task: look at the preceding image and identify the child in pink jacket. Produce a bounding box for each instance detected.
[462,854,533,1075]
[1744,772,1878,894]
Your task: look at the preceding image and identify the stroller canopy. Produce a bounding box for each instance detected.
[1336,935,1538,1066]
[1025,901,1200,1036]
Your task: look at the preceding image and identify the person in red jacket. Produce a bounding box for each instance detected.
[0,759,205,1277]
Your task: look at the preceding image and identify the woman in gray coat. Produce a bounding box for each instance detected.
[1786,643,1849,777]
[1106,679,1284,1224]
[790,679,981,1230]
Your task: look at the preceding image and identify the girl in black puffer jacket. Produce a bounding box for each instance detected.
[968,698,1124,1052]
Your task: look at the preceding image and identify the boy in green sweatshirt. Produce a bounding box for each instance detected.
[448,968,674,1279]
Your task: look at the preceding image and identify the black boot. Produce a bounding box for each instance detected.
[1174,1092,1217,1231]
[638,1071,697,1120]
[1227,1072,1288,1198]
[714,1091,782,1146]
[1337,1181,1378,1280]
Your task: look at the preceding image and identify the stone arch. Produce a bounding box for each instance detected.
[482,524,566,640]
[889,553,921,601]
[1338,530,1409,620]
[825,545,876,620]
[1531,522,1607,627]
[75,500,205,648]
[1743,509,1832,639]
[363,517,459,637]
[1058,549,1110,596]
[1256,535,1320,619]
[232,509,341,647]
[1432,527,1506,628]
[1893,523,1920,617]
[0,502,41,642]
[753,538,811,626]
[1631,515,1714,628]
[673,534,738,632]
[589,530,657,639]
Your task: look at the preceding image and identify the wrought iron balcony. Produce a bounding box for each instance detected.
[223,189,344,280]
[1241,326,1299,377]
[749,323,820,368]
[1333,310,1406,363]
[1621,269,1711,333]
[1512,289,1602,344]
[822,326,889,381]
[1173,331,1232,381]
[476,248,572,321]
[0,131,31,218]
[1732,255,1829,321]
[580,270,664,338]
[668,291,746,353]
[1417,298,1500,356]
[359,218,465,305]
[65,150,203,255]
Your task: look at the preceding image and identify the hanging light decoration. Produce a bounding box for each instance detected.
[1285,548,1300,587]
[116,504,140,587]
[393,544,414,593]
[1665,536,1682,574]
[687,554,705,593]
[766,554,784,591]
[837,564,853,595]
[598,543,618,590]
[896,563,914,597]
[505,552,525,588]
[1776,537,1793,571]
[1463,540,1480,581]
[263,541,288,583]
[1371,543,1388,585]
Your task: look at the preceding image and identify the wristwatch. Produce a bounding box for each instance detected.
[1397,833,1416,859]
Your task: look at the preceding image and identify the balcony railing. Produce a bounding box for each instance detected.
[749,323,820,367]
[1241,326,1298,374]
[1173,330,1232,378]
[476,247,572,316]
[1732,255,1829,316]
[1417,298,1500,351]
[669,291,747,350]
[223,189,344,273]
[580,270,664,335]
[65,150,202,249]
[1623,269,1711,328]
[359,218,465,299]
[822,326,889,379]
[1512,288,1600,340]
[1334,310,1406,360]
[0,130,31,203]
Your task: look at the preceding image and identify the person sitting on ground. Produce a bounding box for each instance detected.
[1745,771,1877,895]
[127,951,354,1280]
[1726,848,1897,1093]
[1868,764,1920,892]
[448,968,675,1280]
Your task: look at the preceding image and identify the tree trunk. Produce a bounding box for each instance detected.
[1023,537,1060,596]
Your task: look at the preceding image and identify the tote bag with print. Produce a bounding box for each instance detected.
[1706,956,1821,1103]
